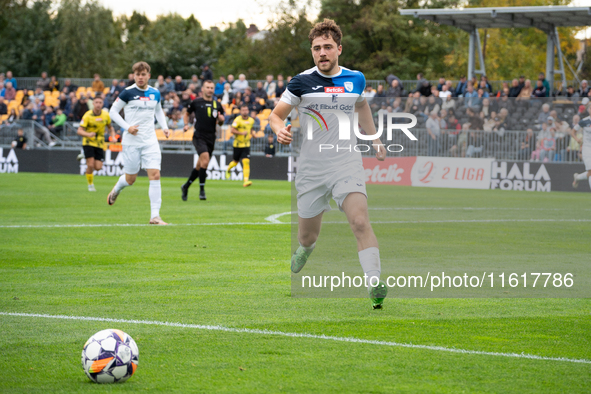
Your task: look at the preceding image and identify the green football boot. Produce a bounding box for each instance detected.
[290,246,312,273]
[369,280,388,309]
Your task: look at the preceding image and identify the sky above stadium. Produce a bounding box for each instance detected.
[101,0,591,37]
[100,0,320,30]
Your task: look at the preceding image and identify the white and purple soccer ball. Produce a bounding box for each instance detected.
[81,329,139,383]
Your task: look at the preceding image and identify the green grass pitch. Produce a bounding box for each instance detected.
[0,172,589,393]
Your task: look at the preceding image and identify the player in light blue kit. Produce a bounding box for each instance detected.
[269,19,388,309]
[107,61,171,225]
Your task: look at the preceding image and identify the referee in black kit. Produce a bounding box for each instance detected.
[182,80,225,201]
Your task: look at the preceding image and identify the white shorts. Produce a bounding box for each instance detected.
[583,145,591,171]
[121,144,161,174]
[296,164,367,219]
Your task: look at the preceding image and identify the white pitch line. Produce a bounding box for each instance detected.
[368,207,589,211]
[265,211,294,224]
[1,312,589,365]
[2,218,590,229]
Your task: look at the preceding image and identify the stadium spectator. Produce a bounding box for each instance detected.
[65,97,76,119]
[32,87,45,103]
[5,108,18,125]
[426,110,441,156]
[126,73,135,87]
[508,79,522,97]
[439,84,452,99]
[227,74,235,87]
[37,72,50,91]
[215,76,226,96]
[232,74,249,94]
[375,84,386,98]
[517,79,533,100]
[579,80,590,97]
[58,92,68,110]
[265,134,276,157]
[164,76,174,92]
[107,79,118,96]
[539,127,556,161]
[454,76,467,97]
[518,75,526,89]
[518,128,535,160]
[532,80,546,98]
[538,72,550,96]
[254,81,267,100]
[63,79,78,94]
[155,75,167,95]
[481,76,492,93]
[441,94,455,111]
[49,76,60,92]
[162,92,174,112]
[180,90,192,109]
[43,105,55,128]
[365,86,376,100]
[391,97,403,112]
[12,129,27,149]
[386,73,402,88]
[221,83,233,105]
[566,114,582,161]
[190,75,202,90]
[464,84,479,110]
[3,81,15,101]
[167,98,183,117]
[5,71,16,90]
[201,64,213,81]
[466,130,484,157]
[418,79,432,96]
[174,76,186,93]
[275,80,286,98]
[414,73,428,93]
[167,110,185,130]
[0,96,7,115]
[426,95,440,115]
[387,79,402,98]
[497,91,512,113]
[537,103,551,124]
[436,77,446,91]
[483,111,497,131]
[263,74,276,98]
[48,107,66,136]
[73,96,89,121]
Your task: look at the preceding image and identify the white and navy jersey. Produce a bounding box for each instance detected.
[280,66,366,176]
[109,84,168,146]
[574,116,591,148]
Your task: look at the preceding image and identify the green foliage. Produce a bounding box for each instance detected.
[52,0,123,78]
[0,0,586,82]
[0,0,55,76]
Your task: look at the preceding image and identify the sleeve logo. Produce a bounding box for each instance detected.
[344,82,353,92]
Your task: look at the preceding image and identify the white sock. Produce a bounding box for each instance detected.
[575,172,589,181]
[359,247,381,289]
[299,242,316,254]
[149,180,162,219]
[114,175,130,193]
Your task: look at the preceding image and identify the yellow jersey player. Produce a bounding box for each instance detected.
[77,96,115,191]
[225,104,255,187]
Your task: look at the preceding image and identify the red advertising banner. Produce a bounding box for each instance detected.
[363,157,416,185]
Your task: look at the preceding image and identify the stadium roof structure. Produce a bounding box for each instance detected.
[400,6,591,93]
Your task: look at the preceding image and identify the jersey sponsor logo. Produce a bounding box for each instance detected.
[95,118,102,122]
[344,82,353,92]
[312,85,323,90]
[325,87,344,93]
[139,97,150,101]
[303,106,329,131]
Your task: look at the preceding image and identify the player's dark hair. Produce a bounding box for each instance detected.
[132,61,151,74]
[202,79,214,85]
[240,104,249,110]
[308,18,342,46]
[93,95,103,101]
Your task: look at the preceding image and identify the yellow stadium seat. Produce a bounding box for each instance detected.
[51,91,60,98]
[28,90,34,96]
[253,130,265,138]
[43,91,51,97]
[103,88,110,95]
[0,114,8,122]
[258,109,272,119]
[15,91,24,100]
[258,98,265,106]
[77,87,86,93]
[259,119,268,130]
[232,108,240,114]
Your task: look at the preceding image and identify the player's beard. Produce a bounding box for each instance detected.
[317,57,337,74]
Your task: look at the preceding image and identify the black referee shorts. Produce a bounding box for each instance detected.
[232,147,250,162]
[193,138,215,156]
[83,145,105,161]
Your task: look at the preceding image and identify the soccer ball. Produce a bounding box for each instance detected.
[81,329,139,383]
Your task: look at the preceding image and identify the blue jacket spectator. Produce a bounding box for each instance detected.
[215,76,226,96]
[5,71,17,89]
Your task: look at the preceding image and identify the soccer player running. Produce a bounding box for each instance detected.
[181,80,225,201]
[269,19,388,309]
[107,62,171,225]
[225,104,255,187]
[77,96,115,191]
[572,102,591,189]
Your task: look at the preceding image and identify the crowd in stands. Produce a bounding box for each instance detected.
[364,72,589,161]
[0,67,588,161]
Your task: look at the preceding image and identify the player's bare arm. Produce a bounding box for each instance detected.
[270,101,293,145]
[230,126,247,136]
[355,98,386,161]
